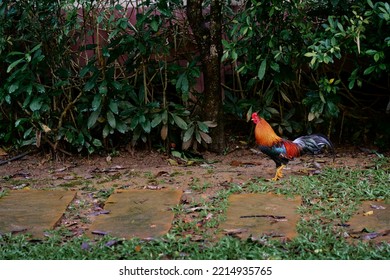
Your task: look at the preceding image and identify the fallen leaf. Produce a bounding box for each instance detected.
[362,232,379,240]
[230,160,241,167]
[11,228,28,234]
[55,167,68,172]
[81,242,91,251]
[370,204,386,210]
[223,228,248,235]
[90,210,110,216]
[156,171,170,177]
[190,235,204,242]
[13,183,29,190]
[105,239,122,247]
[144,185,163,190]
[134,245,142,252]
[167,159,179,166]
[363,210,374,216]
[185,206,208,213]
[91,230,108,236]
[205,213,213,221]
[0,148,7,156]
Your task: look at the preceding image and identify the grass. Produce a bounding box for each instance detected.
[0,158,389,260]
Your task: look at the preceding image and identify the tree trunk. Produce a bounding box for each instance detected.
[187,0,226,153]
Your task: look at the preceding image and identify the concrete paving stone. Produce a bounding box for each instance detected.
[219,193,301,240]
[347,200,390,242]
[0,190,76,237]
[88,189,182,239]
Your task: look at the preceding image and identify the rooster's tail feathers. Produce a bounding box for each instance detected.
[293,134,335,159]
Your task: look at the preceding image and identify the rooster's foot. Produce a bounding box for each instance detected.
[270,165,285,181]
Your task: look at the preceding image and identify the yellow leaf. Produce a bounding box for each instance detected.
[329,78,335,84]
[167,159,179,166]
[308,112,316,121]
[363,210,374,216]
[40,123,52,133]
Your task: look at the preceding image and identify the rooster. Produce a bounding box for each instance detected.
[251,112,335,181]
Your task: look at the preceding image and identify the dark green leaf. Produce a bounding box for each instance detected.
[92,95,102,111]
[29,98,42,111]
[111,81,122,90]
[258,59,267,80]
[116,121,128,134]
[35,84,45,93]
[363,66,376,75]
[183,125,195,142]
[197,121,209,133]
[150,20,159,32]
[109,100,119,114]
[8,83,19,94]
[84,79,97,91]
[107,111,116,129]
[172,114,188,130]
[7,58,24,73]
[92,139,102,147]
[88,108,101,129]
[141,119,151,133]
[151,114,162,127]
[103,124,111,138]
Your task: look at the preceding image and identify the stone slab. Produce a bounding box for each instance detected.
[88,189,182,239]
[219,193,301,240]
[0,190,76,237]
[347,200,390,242]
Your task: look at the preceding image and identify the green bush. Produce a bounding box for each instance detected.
[1,0,389,154]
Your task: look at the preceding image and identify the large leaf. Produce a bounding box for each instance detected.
[141,119,151,133]
[109,100,119,114]
[160,124,168,140]
[197,121,209,133]
[107,111,116,129]
[183,125,195,142]
[258,59,267,80]
[199,131,212,144]
[7,58,24,73]
[115,121,128,134]
[92,95,102,111]
[171,114,188,130]
[88,107,101,129]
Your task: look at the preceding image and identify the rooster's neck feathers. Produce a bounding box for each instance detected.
[253,116,282,147]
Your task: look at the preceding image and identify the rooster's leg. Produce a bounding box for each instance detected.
[271,165,285,181]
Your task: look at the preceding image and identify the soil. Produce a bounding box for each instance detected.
[0,145,386,239]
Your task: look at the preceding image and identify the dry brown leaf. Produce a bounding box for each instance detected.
[0,147,7,156]
[223,228,248,235]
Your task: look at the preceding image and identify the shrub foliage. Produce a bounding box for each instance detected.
[0,0,389,154]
